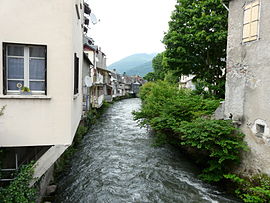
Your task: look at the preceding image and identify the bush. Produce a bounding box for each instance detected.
[134,81,220,131]
[0,162,37,203]
[224,174,270,203]
[177,119,247,182]
[134,81,247,183]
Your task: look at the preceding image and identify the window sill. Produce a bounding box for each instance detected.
[0,95,51,100]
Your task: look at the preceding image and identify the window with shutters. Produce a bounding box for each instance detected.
[243,0,260,43]
[2,43,47,95]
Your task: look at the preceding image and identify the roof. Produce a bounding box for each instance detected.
[97,66,111,73]
[83,35,97,51]
[83,35,94,45]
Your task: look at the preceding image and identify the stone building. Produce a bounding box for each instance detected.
[225,0,270,175]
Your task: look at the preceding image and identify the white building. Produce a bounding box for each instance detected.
[0,0,86,183]
[179,75,196,90]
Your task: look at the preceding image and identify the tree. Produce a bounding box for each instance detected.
[163,0,229,98]
[143,72,156,81]
[144,52,167,82]
[152,52,166,80]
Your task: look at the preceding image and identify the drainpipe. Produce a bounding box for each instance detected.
[221,0,229,11]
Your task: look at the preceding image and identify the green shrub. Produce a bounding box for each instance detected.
[138,82,156,101]
[0,162,37,203]
[86,108,97,126]
[224,174,270,203]
[176,119,247,182]
[134,81,220,131]
[134,81,247,183]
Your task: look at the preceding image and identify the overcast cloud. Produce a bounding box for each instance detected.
[85,0,176,65]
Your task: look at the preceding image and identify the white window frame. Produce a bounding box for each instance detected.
[5,44,46,95]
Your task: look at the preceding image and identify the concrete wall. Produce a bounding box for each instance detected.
[225,0,270,175]
[0,0,84,147]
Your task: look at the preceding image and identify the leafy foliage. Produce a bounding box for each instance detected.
[135,81,220,130]
[134,81,247,182]
[152,52,166,80]
[21,86,31,92]
[143,72,156,82]
[224,174,270,203]
[144,52,167,81]
[0,162,37,203]
[177,119,246,182]
[160,0,229,97]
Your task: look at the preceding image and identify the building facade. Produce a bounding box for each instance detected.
[225,0,270,175]
[0,0,85,182]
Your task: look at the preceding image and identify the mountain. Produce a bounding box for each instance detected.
[126,61,153,76]
[107,53,156,76]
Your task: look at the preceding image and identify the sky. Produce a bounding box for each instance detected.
[85,0,176,65]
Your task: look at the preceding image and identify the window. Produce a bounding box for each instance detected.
[74,53,79,95]
[3,43,46,95]
[75,4,80,19]
[256,124,265,134]
[243,0,260,43]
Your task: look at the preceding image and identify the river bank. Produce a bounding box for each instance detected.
[53,98,239,202]
[133,81,270,203]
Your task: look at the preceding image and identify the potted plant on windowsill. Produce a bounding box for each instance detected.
[20,86,32,95]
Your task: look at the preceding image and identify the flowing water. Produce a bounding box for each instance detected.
[55,98,239,203]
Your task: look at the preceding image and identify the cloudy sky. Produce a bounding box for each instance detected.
[85,0,176,65]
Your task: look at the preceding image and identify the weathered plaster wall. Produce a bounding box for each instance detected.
[225,0,270,176]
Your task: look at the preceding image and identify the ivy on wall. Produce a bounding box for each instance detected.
[0,162,37,203]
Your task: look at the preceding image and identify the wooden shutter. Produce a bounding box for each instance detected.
[243,0,260,43]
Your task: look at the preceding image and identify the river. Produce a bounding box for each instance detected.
[55,98,239,203]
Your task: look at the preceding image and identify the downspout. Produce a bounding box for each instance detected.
[221,0,229,11]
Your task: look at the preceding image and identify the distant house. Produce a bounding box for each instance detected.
[110,69,121,98]
[0,0,86,183]
[224,0,270,175]
[179,75,196,90]
[131,75,144,95]
[83,37,113,107]
[117,74,126,96]
[82,53,93,114]
[122,74,132,94]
